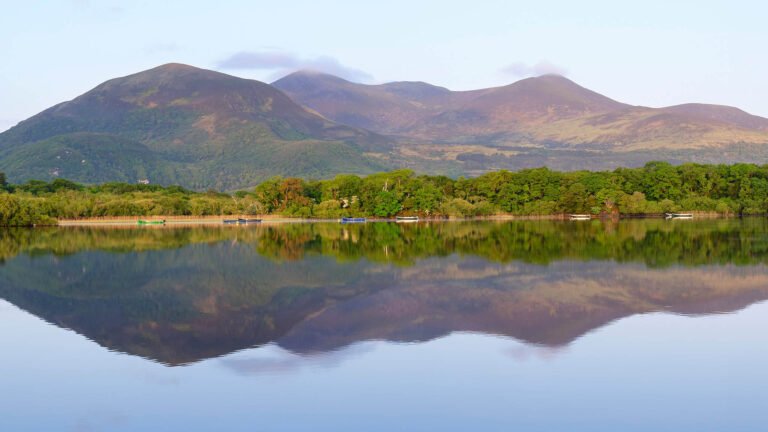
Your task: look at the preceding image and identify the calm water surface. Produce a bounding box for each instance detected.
[1,219,768,431]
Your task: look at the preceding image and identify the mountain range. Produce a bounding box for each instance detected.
[2,63,767,189]
[275,71,768,148]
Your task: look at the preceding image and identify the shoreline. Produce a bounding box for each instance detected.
[54,211,738,226]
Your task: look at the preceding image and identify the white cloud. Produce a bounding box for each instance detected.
[501,60,569,78]
[216,50,373,83]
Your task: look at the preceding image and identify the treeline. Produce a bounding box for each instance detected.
[0,178,262,226]
[2,161,768,226]
[252,162,768,218]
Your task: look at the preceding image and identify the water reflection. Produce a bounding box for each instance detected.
[1,219,767,365]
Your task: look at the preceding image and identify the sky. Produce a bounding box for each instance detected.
[1,0,766,132]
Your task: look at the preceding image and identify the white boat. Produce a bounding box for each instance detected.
[395,216,419,223]
[665,213,694,220]
[569,214,592,221]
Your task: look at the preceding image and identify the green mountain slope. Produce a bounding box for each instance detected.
[0,64,390,189]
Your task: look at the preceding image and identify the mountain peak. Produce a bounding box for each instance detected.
[272,70,353,93]
[486,73,628,113]
[153,62,200,71]
[511,73,588,90]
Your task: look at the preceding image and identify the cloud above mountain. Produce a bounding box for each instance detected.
[216,50,373,82]
[501,60,569,78]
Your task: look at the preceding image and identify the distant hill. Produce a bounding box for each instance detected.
[275,71,768,174]
[0,64,390,189]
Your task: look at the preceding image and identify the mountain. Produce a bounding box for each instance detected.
[275,71,768,174]
[0,64,391,189]
[4,64,768,189]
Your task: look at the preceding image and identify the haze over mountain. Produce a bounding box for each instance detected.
[2,63,768,189]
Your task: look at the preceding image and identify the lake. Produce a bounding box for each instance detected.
[1,219,768,431]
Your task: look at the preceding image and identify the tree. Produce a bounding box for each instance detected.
[641,161,682,201]
[373,191,401,217]
[254,177,282,212]
[559,183,589,213]
[411,182,441,214]
[0,172,6,191]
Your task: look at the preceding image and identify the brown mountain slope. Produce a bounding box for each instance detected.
[537,106,768,150]
[662,103,768,131]
[408,75,629,141]
[274,71,768,151]
[273,70,456,134]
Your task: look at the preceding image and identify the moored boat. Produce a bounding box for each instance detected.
[138,219,165,225]
[569,214,592,221]
[665,213,694,220]
[224,218,262,224]
[395,216,419,222]
[341,217,366,223]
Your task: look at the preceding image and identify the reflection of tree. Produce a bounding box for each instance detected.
[3,219,768,267]
[252,219,768,268]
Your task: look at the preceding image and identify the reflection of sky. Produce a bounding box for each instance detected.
[2,299,768,431]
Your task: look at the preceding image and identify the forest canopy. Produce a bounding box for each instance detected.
[1,162,768,226]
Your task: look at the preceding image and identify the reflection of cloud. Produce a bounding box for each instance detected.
[141,371,180,386]
[71,411,128,432]
[219,343,374,376]
[505,344,567,362]
[501,60,569,78]
[216,50,373,83]
[72,418,94,432]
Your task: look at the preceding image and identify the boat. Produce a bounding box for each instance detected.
[569,214,592,221]
[665,213,694,220]
[395,216,419,222]
[341,217,366,223]
[223,218,262,224]
[137,219,165,225]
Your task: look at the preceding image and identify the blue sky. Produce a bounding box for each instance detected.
[1,0,766,132]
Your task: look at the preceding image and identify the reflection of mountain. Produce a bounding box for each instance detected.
[1,221,768,365]
[0,242,389,364]
[279,259,768,353]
